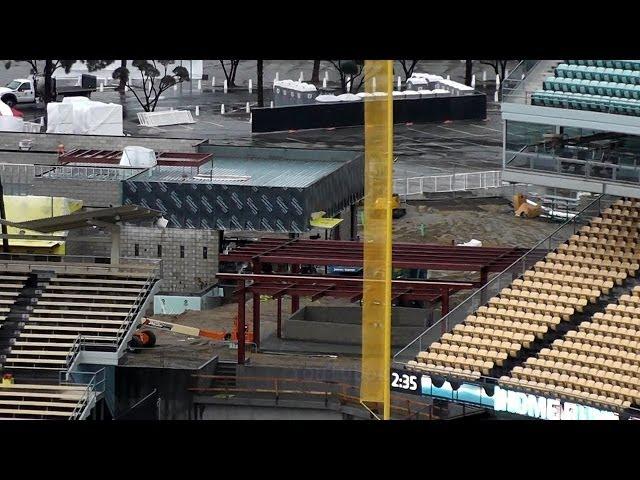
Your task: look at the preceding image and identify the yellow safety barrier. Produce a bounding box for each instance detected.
[360,60,394,419]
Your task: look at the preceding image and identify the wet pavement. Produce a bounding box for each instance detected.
[1,60,512,180]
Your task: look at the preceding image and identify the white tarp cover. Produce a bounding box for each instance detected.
[46,102,74,133]
[457,239,482,247]
[46,100,123,136]
[315,94,338,102]
[120,146,157,168]
[0,99,13,116]
[335,93,361,101]
[0,116,24,132]
[273,80,317,92]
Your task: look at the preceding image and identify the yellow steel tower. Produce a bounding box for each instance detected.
[360,60,394,420]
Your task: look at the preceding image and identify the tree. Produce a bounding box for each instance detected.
[219,60,240,88]
[112,60,189,112]
[464,60,473,86]
[311,60,321,83]
[257,60,264,107]
[480,60,509,81]
[328,60,365,93]
[398,60,420,80]
[117,60,127,92]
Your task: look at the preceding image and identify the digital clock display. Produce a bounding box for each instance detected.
[390,369,420,394]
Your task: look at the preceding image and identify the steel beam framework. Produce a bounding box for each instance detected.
[216,272,474,365]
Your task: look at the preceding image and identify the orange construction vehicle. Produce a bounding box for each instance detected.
[130,316,254,349]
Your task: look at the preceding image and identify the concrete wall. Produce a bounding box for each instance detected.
[0,131,204,153]
[284,305,429,347]
[120,226,220,293]
[114,359,217,420]
[198,403,346,420]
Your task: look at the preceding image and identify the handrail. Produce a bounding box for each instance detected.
[394,170,503,198]
[506,148,640,185]
[393,193,608,362]
[113,265,160,349]
[189,374,452,420]
[65,368,107,420]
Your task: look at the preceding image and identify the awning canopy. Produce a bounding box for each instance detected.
[0,205,162,233]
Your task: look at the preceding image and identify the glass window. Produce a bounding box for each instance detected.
[203,246,208,259]
[18,83,30,92]
[180,245,185,258]
[157,245,162,258]
[134,244,139,257]
[6,80,21,90]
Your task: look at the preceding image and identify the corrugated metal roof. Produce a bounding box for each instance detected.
[137,158,344,188]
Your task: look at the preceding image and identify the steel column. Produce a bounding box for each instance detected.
[291,264,300,313]
[237,280,246,364]
[277,296,282,339]
[253,291,260,349]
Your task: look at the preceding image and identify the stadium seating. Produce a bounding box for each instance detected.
[1,264,154,371]
[0,383,88,419]
[409,198,640,406]
[531,60,640,117]
[499,276,640,409]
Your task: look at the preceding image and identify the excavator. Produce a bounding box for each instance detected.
[129,316,254,351]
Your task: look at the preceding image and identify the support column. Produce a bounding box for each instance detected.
[252,291,260,349]
[291,264,300,313]
[237,280,246,365]
[480,267,489,305]
[440,289,449,334]
[218,229,224,254]
[110,225,121,266]
[350,203,358,241]
[277,296,282,339]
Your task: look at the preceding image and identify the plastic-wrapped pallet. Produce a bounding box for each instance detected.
[436,79,475,95]
[46,102,74,133]
[315,94,338,103]
[70,100,124,136]
[273,79,318,106]
[335,93,361,101]
[406,73,443,90]
[0,116,24,132]
[120,146,157,168]
[417,89,435,98]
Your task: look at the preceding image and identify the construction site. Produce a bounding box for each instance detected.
[1,59,638,421]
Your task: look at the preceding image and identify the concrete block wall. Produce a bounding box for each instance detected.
[0,132,204,153]
[120,226,220,293]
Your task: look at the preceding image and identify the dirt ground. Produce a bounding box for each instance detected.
[391,196,561,247]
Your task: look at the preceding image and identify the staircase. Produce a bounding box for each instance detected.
[0,270,53,370]
[214,361,238,388]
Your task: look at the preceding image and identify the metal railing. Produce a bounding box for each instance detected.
[394,170,503,198]
[393,193,607,365]
[506,149,640,185]
[112,265,160,351]
[0,162,144,183]
[63,368,107,420]
[501,60,543,103]
[35,164,144,182]
[190,374,456,420]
